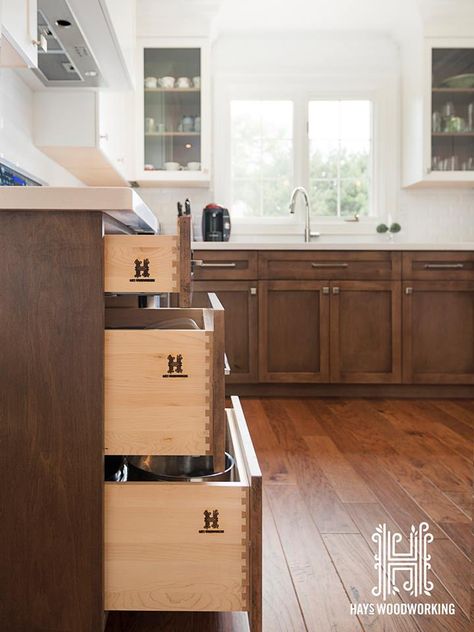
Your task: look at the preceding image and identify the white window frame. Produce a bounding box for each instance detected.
[213,73,399,236]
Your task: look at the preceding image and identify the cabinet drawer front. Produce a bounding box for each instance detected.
[402,252,474,280]
[259,251,401,280]
[104,307,224,456]
[105,234,179,293]
[105,399,262,613]
[193,250,258,280]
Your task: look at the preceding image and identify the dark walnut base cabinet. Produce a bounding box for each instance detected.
[0,211,105,632]
[193,249,474,396]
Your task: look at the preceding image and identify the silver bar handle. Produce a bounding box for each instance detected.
[195,261,237,268]
[312,263,349,268]
[405,287,413,295]
[224,354,231,376]
[424,263,464,270]
[332,287,340,294]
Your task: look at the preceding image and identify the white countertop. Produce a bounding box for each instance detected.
[194,237,474,251]
[0,187,158,233]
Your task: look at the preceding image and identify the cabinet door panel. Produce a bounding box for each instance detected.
[330,281,402,383]
[403,281,474,384]
[259,280,330,382]
[193,280,258,383]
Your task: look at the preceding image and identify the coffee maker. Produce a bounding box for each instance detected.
[202,204,231,241]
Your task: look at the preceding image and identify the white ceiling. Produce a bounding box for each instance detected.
[137,0,474,39]
[212,0,474,36]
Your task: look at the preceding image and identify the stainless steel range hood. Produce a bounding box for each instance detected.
[34,0,103,87]
[33,0,133,89]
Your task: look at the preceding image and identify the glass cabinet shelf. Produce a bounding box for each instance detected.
[144,88,201,93]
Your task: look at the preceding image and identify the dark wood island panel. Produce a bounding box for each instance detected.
[0,211,104,632]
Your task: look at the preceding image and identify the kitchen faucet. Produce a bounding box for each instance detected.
[288,186,320,242]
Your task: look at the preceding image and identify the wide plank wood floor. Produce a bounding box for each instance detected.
[106,398,473,632]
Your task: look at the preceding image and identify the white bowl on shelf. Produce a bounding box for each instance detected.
[164,162,181,171]
[144,76,158,89]
[158,76,175,88]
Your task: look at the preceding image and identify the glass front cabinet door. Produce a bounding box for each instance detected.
[137,40,210,185]
[403,38,474,187]
[430,43,474,178]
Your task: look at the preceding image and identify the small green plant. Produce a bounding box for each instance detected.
[376,222,402,234]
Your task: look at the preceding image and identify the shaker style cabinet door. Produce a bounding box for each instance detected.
[193,280,259,383]
[403,281,474,384]
[329,281,402,383]
[258,280,330,382]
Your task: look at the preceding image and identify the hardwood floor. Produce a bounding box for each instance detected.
[106,398,473,632]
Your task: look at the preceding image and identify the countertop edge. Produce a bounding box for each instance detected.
[193,241,474,251]
[0,187,158,233]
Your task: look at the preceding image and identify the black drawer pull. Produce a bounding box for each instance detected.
[311,263,349,268]
[424,263,464,270]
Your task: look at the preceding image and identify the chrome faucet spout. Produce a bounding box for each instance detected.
[288,186,317,243]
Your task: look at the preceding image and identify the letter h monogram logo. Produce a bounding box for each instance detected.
[199,508,224,534]
[372,522,434,600]
[162,354,188,379]
[167,354,183,374]
[134,258,150,279]
[203,509,219,530]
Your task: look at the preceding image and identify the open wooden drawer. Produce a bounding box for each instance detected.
[104,396,262,631]
[104,214,192,307]
[104,296,225,468]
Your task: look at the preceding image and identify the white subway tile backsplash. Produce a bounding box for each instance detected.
[137,187,214,238]
[140,185,473,244]
[398,189,474,243]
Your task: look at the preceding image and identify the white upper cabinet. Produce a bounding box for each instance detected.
[1,0,38,68]
[33,90,134,185]
[403,37,474,188]
[136,38,211,187]
[101,0,136,88]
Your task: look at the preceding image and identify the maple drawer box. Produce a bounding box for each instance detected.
[104,214,192,306]
[104,298,225,463]
[104,397,262,631]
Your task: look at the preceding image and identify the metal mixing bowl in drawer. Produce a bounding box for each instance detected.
[126,452,235,482]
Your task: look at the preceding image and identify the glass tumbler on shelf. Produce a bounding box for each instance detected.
[441,101,455,132]
[432,111,442,133]
[468,103,474,132]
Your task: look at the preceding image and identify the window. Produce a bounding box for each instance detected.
[230,101,293,218]
[309,100,372,217]
[229,98,373,220]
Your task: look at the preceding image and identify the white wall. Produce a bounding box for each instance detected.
[0,69,82,185]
